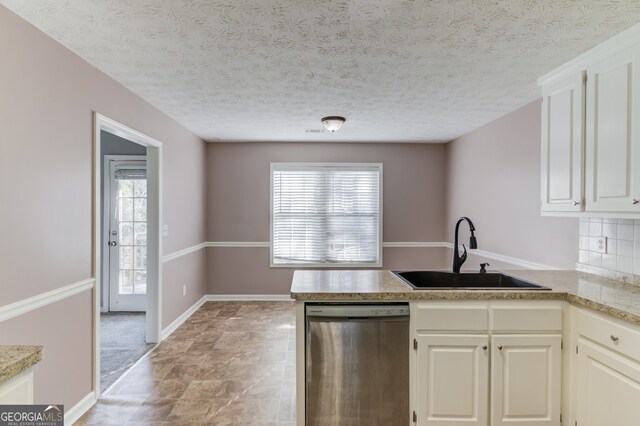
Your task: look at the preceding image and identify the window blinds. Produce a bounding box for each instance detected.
[114,169,146,180]
[272,164,381,265]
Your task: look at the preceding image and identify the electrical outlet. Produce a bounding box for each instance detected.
[595,237,608,254]
[182,285,186,296]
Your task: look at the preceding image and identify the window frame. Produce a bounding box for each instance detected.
[269,162,383,268]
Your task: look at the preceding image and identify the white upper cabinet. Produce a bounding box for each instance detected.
[585,47,640,212]
[541,72,585,212]
[539,24,640,216]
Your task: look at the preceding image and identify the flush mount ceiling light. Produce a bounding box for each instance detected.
[321,116,346,133]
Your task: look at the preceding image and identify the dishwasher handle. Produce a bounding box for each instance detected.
[307,315,409,323]
[305,304,409,318]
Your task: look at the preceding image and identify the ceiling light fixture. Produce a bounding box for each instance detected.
[321,116,346,133]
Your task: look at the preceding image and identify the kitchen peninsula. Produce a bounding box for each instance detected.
[292,269,640,426]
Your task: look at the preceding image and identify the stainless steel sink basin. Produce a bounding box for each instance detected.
[393,271,550,290]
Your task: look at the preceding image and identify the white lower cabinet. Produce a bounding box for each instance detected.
[0,370,34,404]
[491,335,561,426]
[415,334,489,426]
[412,302,563,426]
[574,308,640,426]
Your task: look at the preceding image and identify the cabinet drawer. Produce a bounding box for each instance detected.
[577,309,640,362]
[491,306,563,332]
[415,305,488,332]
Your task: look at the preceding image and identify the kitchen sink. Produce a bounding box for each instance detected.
[393,271,550,290]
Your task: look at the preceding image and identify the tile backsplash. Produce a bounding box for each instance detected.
[578,218,640,275]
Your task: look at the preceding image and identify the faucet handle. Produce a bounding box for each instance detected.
[480,262,490,273]
[460,244,468,263]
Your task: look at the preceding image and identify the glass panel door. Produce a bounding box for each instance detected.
[108,160,147,311]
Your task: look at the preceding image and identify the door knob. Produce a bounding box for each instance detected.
[497,345,503,350]
[633,199,639,205]
[610,335,619,343]
[572,201,580,206]
[482,345,487,350]
[108,241,117,247]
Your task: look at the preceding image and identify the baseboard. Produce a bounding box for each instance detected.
[159,295,207,340]
[206,294,292,301]
[64,391,96,425]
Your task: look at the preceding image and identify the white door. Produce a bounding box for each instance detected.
[541,72,585,212]
[107,160,147,312]
[577,338,640,426]
[415,334,489,426]
[585,46,640,212]
[491,335,561,426]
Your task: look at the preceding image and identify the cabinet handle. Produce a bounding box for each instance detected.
[572,201,580,206]
[633,199,639,205]
[482,345,487,350]
[497,345,503,350]
[610,335,620,343]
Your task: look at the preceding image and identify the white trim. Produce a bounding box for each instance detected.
[442,243,558,270]
[382,242,449,248]
[206,241,270,248]
[64,392,96,426]
[162,242,208,262]
[162,240,557,271]
[206,294,292,301]
[0,279,94,323]
[93,113,163,401]
[538,21,640,87]
[160,295,207,340]
[541,210,640,219]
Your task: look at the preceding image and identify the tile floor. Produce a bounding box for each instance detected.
[76,301,297,425]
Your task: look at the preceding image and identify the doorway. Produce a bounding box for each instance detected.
[94,114,163,397]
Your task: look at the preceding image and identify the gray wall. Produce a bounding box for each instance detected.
[206,142,450,294]
[445,100,578,269]
[0,7,207,408]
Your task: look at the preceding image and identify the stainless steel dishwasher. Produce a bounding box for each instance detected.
[305,304,409,426]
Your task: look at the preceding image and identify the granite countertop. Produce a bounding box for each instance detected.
[290,269,640,326]
[0,345,42,383]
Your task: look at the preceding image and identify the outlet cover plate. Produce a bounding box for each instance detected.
[594,237,607,254]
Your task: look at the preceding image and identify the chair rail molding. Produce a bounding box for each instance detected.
[0,278,95,323]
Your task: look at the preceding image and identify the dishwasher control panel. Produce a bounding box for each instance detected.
[306,304,409,318]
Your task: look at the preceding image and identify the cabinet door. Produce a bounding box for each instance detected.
[585,46,640,212]
[577,339,640,426]
[416,334,489,426]
[491,335,561,426]
[541,72,585,212]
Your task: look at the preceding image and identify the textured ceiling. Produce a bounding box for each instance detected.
[2,1,640,142]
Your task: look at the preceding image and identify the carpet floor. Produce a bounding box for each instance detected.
[100,312,155,393]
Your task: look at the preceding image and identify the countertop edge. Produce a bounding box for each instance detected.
[290,270,640,327]
[0,346,43,384]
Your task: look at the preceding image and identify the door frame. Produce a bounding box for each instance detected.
[93,113,163,398]
[102,155,147,313]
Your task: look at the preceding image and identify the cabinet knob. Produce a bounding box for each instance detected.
[482,345,487,350]
[497,345,503,350]
[633,199,639,205]
[572,201,580,206]
[610,335,619,343]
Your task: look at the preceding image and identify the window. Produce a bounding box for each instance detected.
[271,163,382,266]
